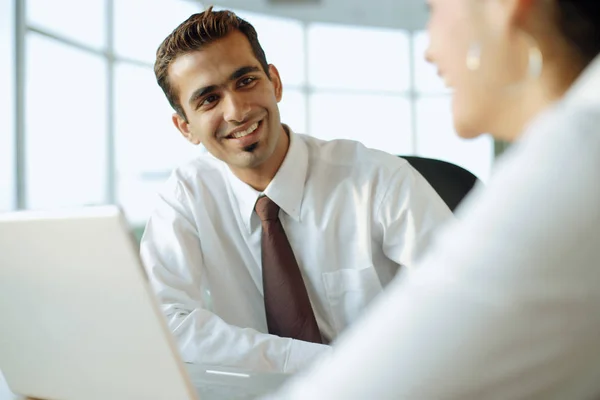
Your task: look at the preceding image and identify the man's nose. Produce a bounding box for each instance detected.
[223,93,251,123]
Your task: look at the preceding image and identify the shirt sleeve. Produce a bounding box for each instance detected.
[376,161,455,268]
[261,107,600,399]
[139,177,331,374]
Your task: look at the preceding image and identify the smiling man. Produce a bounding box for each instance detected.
[140,7,452,374]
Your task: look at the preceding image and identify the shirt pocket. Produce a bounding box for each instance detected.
[322,266,383,335]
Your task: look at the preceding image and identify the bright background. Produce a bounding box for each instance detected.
[1,0,496,227]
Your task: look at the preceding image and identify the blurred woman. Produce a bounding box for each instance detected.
[266,0,600,398]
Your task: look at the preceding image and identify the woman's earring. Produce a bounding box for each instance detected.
[465,31,543,87]
[527,42,543,80]
[466,43,482,71]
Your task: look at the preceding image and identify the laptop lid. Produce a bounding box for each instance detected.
[0,206,199,400]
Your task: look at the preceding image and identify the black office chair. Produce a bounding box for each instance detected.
[399,155,479,212]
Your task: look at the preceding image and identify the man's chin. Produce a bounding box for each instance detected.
[229,150,269,170]
[242,142,260,152]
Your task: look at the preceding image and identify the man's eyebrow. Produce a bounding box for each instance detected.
[188,85,218,107]
[187,66,262,107]
[229,65,261,81]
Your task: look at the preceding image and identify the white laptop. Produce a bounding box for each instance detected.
[0,206,288,400]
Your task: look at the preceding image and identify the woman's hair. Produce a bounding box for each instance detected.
[555,0,600,64]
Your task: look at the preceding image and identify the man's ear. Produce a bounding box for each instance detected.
[172,112,201,145]
[268,64,283,102]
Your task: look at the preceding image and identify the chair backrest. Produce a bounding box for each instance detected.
[400,155,479,212]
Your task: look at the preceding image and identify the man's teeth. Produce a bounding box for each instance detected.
[231,122,259,139]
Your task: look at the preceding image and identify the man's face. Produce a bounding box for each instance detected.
[169,31,284,170]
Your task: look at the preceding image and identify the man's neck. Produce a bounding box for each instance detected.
[231,125,290,192]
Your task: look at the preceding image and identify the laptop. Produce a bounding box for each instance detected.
[0,206,288,400]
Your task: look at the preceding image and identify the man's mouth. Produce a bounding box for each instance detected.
[227,120,261,139]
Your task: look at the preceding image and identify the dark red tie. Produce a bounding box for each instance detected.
[255,196,322,344]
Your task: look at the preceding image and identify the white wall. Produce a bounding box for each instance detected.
[0,0,15,211]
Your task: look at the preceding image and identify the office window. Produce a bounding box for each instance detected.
[0,0,15,211]
[308,23,410,92]
[226,9,306,87]
[278,89,307,134]
[415,96,493,181]
[310,93,412,154]
[25,34,107,209]
[27,0,106,49]
[114,0,203,64]
[114,62,201,225]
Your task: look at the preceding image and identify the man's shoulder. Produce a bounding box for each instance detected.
[298,134,410,175]
[162,153,227,195]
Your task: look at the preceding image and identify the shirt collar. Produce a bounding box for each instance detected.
[225,126,308,233]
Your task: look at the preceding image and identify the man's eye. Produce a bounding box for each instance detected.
[202,95,218,106]
[239,77,256,87]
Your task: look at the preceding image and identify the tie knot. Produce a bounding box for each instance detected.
[255,196,280,221]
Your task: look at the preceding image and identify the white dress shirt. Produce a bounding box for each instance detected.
[140,130,452,374]
[265,57,600,399]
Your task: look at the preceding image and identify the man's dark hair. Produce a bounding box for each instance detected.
[154,6,269,120]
